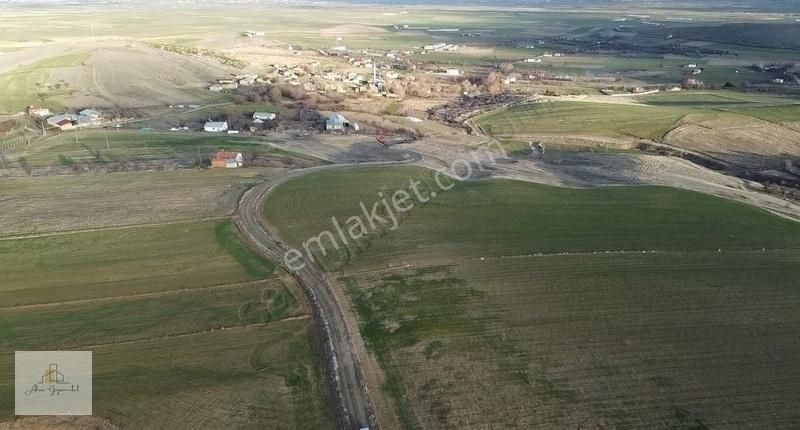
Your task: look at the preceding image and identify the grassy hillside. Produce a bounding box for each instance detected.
[0,54,89,112]
[265,166,800,429]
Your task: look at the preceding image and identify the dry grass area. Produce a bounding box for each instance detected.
[319,24,388,38]
[664,112,800,169]
[0,169,277,236]
[0,41,230,112]
[57,43,231,109]
[0,416,117,430]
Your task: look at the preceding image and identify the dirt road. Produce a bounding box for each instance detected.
[235,155,418,430]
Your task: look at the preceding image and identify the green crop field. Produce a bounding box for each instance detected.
[637,90,800,107]
[0,219,333,429]
[264,166,800,429]
[726,104,800,125]
[479,101,689,141]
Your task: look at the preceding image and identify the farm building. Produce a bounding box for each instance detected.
[212,151,243,169]
[326,114,359,132]
[78,109,102,122]
[326,114,350,131]
[253,112,277,121]
[46,114,75,130]
[204,121,229,133]
[27,106,50,117]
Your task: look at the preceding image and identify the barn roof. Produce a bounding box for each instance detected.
[327,114,348,125]
[213,151,241,161]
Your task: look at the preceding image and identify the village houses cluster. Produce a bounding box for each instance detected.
[27,106,104,131]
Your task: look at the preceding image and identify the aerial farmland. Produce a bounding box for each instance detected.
[1,1,799,429]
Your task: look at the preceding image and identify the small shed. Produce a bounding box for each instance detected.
[326,114,350,131]
[27,106,50,117]
[212,151,243,168]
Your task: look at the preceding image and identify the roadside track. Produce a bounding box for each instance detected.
[234,156,419,430]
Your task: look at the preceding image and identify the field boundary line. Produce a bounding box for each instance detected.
[81,315,311,349]
[0,216,231,242]
[469,247,800,261]
[0,279,278,311]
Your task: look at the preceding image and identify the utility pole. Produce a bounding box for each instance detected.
[74,127,79,144]
[41,121,46,137]
[105,135,110,150]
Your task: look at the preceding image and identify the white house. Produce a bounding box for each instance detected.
[78,109,102,122]
[204,121,229,132]
[253,112,277,121]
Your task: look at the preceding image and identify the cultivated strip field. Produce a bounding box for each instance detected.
[0,169,276,236]
[0,219,333,429]
[265,166,800,429]
[479,93,800,169]
[480,101,688,142]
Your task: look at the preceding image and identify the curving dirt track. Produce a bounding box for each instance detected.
[234,156,419,430]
